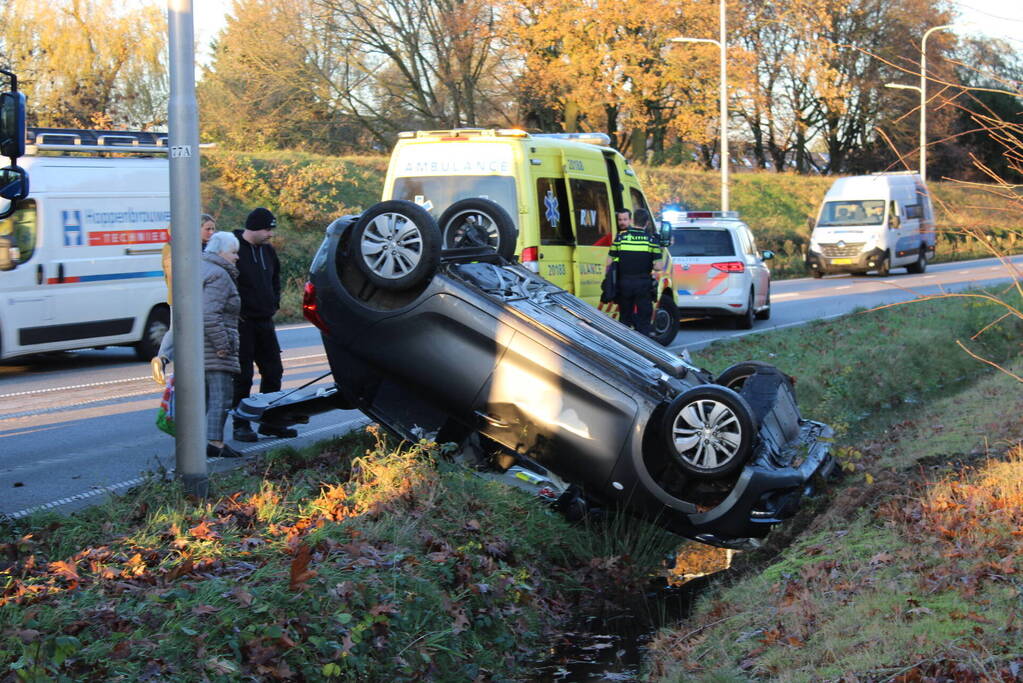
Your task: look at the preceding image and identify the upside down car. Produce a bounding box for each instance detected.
[238,200,836,549]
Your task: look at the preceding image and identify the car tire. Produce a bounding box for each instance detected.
[735,290,755,329]
[811,269,824,279]
[135,305,169,361]
[876,253,891,277]
[662,384,755,479]
[755,289,771,320]
[438,198,518,261]
[906,247,927,274]
[715,360,793,396]
[650,297,679,346]
[350,200,441,291]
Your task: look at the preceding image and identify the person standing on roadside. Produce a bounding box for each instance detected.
[231,207,296,442]
[152,213,217,384]
[608,208,664,335]
[201,231,245,459]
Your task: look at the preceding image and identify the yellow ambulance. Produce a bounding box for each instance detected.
[380,129,664,318]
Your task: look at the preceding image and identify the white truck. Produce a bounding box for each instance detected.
[0,128,171,361]
[805,172,936,278]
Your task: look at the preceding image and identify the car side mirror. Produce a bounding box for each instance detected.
[761,250,774,261]
[0,165,28,219]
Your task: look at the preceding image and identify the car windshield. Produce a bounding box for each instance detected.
[818,200,885,226]
[668,228,735,257]
[391,176,518,226]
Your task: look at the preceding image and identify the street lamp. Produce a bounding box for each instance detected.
[884,24,953,180]
[671,0,728,211]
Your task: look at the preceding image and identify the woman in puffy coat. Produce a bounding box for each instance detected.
[202,231,245,459]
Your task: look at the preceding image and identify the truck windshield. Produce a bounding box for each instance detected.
[391,176,517,226]
[818,200,886,226]
[668,228,735,257]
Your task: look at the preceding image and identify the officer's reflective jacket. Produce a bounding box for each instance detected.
[609,228,661,278]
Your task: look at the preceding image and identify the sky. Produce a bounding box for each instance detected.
[186,0,1021,64]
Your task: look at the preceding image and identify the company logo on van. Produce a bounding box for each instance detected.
[62,210,84,246]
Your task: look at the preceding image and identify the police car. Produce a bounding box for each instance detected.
[658,210,773,329]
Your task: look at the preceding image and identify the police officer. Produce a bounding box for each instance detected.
[608,208,664,335]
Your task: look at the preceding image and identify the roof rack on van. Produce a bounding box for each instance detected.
[26,127,168,154]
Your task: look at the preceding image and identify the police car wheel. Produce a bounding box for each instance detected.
[350,200,441,291]
[135,306,170,361]
[735,291,755,329]
[438,198,518,261]
[755,290,771,320]
[662,384,754,479]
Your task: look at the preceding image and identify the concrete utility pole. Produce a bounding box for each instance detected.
[671,0,729,211]
[885,24,953,181]
[167,0,207,497]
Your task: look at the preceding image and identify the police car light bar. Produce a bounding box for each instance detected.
[683,211,740,219]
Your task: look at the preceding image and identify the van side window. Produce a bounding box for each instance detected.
[0,199,37,265]
[629,187,650,221]
[889,200,899,229]
[570,179,612,247]
[536,177,574,245]
[905,204,922,220]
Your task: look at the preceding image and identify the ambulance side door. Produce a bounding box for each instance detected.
[530,148,575,291]
[563,150,614,307]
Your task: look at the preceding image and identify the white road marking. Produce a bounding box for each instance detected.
[2,416,372,520]
[835,285,851,290]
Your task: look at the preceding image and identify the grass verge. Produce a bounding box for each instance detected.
[647,294,1023,680]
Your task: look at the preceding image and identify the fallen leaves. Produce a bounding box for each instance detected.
[288,543,317,592]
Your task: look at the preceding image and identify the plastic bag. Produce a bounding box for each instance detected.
[156,374,175,436]
[600,262,618,304]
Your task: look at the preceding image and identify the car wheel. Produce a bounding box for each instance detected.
[650,298,679,346]
[350,200,441,291]
[735,290,754,329]
[906,248,927,274]
[876,253,891,277]
[135,305,169,361]
[715,360,792,395]
[662,384,755,479]
[438,198,518,261]
[811,269,824,279]
[755,289,771,320]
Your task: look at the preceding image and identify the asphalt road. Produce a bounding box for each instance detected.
[1,254,1019,518]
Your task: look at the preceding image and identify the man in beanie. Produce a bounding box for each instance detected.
[231,207,296,442]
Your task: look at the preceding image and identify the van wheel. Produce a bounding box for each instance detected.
[811,269,824,279]
[662,384,755,479]
[906,248,927,274]
[650,298,679,346]
[350,200,441,290]
[438,198,518,261]
[135,306,169,361]
[876,253,891,277]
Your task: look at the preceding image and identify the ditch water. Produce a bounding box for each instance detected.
[531,544,730,682]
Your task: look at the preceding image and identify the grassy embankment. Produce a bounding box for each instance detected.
[198,150,1023,320]
[1,280,1020,680]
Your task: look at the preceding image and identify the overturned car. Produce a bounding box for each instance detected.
[244,200,835,548]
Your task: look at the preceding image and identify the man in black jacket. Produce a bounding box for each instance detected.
[231,207,296,441]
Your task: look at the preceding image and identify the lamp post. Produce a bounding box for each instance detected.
[671,0,728,211]
[884,24,953,180]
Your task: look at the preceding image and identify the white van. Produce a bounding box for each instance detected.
[0,129,170,361]
[805,172,936,277]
